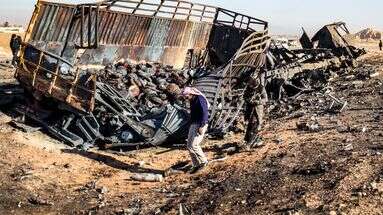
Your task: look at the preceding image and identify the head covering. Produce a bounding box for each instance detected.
[182,87,210,108]
[166,83,181,95]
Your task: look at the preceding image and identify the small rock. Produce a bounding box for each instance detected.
[138,161,145,167]
[222,146,237,154]
[85,181,96,189]
[352,80,364,86]
[97,186,108,194]
[154,208,162,215]
[370,182,378,190]
[164,168,184,177]
[370,72,380,78]
[345,75,355,80]
[275,138,283,144]
[255,200,263,205]
[165,193,179,198]
[329,211,337,215]
[98,201,106,209]
[28,196,53,206]
[338,203,346,210]
[131,173,164,182]
[344,144,353,151]
[296,121,321,132]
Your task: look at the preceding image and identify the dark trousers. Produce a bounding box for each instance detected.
[11,49,19,66]
[244,104,264,143]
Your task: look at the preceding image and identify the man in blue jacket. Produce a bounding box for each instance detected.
[182,87,209,174]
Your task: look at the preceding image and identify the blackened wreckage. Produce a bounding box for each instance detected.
[7,0,365,150]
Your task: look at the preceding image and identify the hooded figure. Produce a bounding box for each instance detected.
[182,87,210,174]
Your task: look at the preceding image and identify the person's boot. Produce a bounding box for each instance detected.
[189,162,208,174]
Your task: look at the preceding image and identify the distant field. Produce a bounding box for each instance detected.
[0,33,13,55]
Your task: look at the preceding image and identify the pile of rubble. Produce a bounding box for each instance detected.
[97,61,191,114]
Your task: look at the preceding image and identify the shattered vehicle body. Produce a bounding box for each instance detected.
[10,0,365,150]
[13,0,269,149]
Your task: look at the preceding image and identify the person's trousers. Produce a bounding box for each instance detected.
[244,104,264,143]
[187,123,208,167]
[11,50,19,66]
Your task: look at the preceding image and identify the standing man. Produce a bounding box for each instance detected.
[10,34,21,67]
[243,74,268,148]
[182,87,209,174]
[379,40,382,51]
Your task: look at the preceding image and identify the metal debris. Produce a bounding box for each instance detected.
[0,0,366,151]
[131,173,164,182]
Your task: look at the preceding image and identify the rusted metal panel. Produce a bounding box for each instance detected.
[74,12,213,67]
[25,1,216,68]
[31,3,76,42]
[24,1,267,69]
[15,44,96,113]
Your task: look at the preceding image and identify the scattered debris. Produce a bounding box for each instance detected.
[8,120,41,133]
[131,173,164,182]
[343,143,354,151]
[96,186,108,194]
[179,203,192,215]
[296,121,321,132]
[28,195,54,206]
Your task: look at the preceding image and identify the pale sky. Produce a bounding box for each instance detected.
[1,0,382,36]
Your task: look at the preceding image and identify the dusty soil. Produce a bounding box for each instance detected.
[0,45,382,215]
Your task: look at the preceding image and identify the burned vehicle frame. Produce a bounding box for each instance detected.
[11,0,365,150]
[14,0,270,149]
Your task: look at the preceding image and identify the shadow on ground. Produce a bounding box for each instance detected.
[62,149,164,175]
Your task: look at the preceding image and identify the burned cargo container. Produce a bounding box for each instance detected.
[24,0,267,69]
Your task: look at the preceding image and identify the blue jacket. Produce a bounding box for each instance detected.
[190,95,209,127]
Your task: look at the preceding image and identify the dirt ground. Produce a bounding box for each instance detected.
[0,43,382,215]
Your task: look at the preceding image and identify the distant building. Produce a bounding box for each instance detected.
[0,27,25,34]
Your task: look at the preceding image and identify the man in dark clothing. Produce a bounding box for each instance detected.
[182,87,209,174]
[10,34,22,67]
[244,74,268,147]
[379,40,382,51]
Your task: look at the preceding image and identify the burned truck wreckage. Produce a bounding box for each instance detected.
[6,0,365,150]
